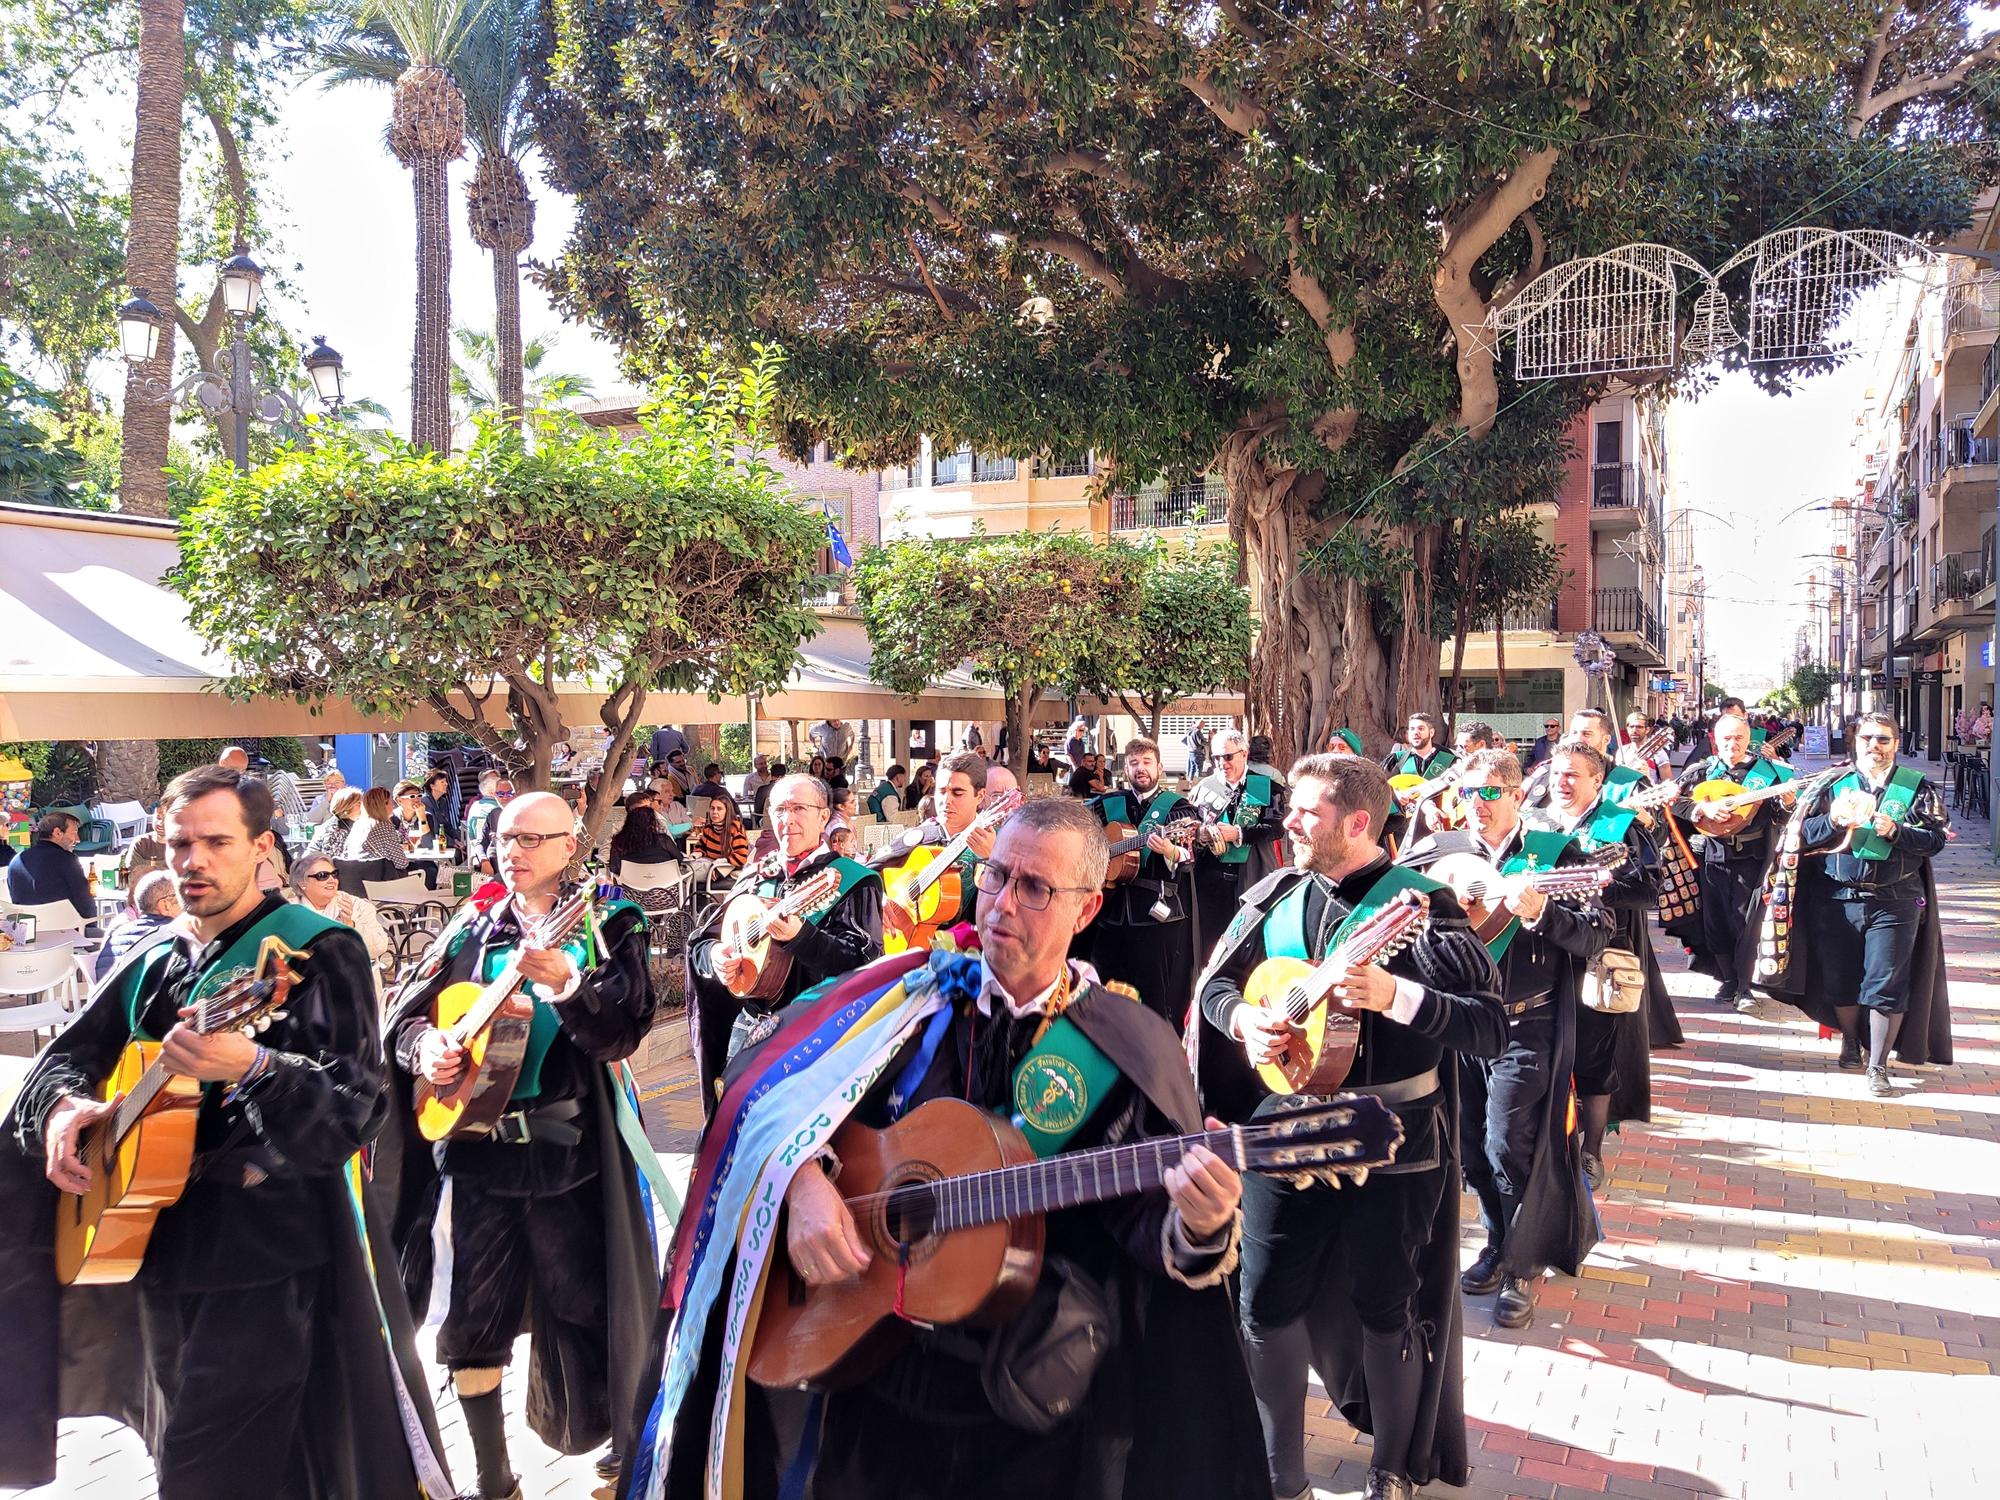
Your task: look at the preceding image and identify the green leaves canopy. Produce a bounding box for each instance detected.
[1071,542,1251,735]
[171,350,826,818]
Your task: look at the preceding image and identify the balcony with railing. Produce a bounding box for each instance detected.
[1044,452,1094,478]
[1109,476,1226,531]
[1928,419,1998,492]
[1589,461,1664,540]
[802,575,858,613]
[882,459,922,491]
[933,451,1018,486]
[1494,599,1559,633]
[1945,276,2000,379]
[1590,587,1665,660]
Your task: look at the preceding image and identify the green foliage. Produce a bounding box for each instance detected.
[1788,661,1841,713]
[0,362,88,506]
[169,348,826,814]
[452,327,594,419]
[853,528,1148,747]
[31,742,96,808]
[1074,542,1250,728]
[717,723,751,773]
[0,127,126,401]
[156,736,309,784]
[0,742,53,787]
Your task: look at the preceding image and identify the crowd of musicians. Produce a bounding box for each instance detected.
[0,700,1954,1500]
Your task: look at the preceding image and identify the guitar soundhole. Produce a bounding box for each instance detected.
[884,1183,939,1246]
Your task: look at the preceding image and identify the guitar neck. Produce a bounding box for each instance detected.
[450,953,530,1043]
[888,1126,1232,1234]
[907,828,975,899]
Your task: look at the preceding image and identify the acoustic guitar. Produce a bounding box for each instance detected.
[1389,765,1460,812]
[717,866,846,999]
[413,891,592,1141]
[1247,887,1432,1097]
[1426,843,1626,946]
[748,1091,1403,1390]
[1101,816,1204,887]
[56,935,303,1286]
[880,789,1022,954]
[1758,725,1800,761]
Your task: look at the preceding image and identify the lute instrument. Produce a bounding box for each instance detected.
[1247,887,1432,1097]
[413,891,593,1141]
[1101,815,1204,887]
[748,1092,1403,1390]
[1684,765,1829,839]
[55,935,303,1286]
[1425,842,1627,946]
[880,789,1022,954]
[718,865,846,998]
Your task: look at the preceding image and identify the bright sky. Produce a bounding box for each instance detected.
[36,65,1943,694]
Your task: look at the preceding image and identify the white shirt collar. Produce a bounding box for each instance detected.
[1474,826,1519,864]
[977,958,1098,1020]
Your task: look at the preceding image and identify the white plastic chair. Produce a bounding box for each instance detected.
[0,942,82,1033]
[92,801,150,851]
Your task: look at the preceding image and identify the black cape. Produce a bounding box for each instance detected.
[640,967,1271,1500]
[378,899,664,1460]
[0,923,449,1496]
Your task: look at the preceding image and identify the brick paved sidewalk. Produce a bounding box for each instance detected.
[14,785,1999,1499]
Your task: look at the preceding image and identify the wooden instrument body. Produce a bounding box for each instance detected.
[1101,817,1201,887]
[1426,850,1614,945]
[414,978,536,1141]
[748,1098,1042,1390]
[881,844,963,955]
[54,1041,202,1286]
[1248,955,1360,1095]
[1688,777,1789,839]
[718,890,797,999]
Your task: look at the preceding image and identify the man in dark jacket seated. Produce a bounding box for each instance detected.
[6,811,98,931]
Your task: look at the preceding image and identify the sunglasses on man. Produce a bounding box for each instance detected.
[1457,785,1512,803]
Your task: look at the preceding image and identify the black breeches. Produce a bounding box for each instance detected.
[1698,852,1762,986]
[438,1168,609,1372]
[140,1269,322,1500]
[1807,894,1922,1016]
[1193,866,1247,962]
[1087,918,1195,1031]
[1572,1003,1626,1098]
[1458,1011,1555,1250]
[1238,1153,1443,1339]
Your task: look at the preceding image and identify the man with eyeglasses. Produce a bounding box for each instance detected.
[690,772,883,1104]
[1770,713,1952,1095]
[463,770,515,873]
[387,790,662,1499]
[1188,726,1287,954]
[1524,716,1563,771]
[1525,739,1662,1189]
[1399,748,1611,1335]
[699,797,1268,1500]
[1677,712,1794,1010]
[1618,713,1668,783]
[1193,754,1503,1500]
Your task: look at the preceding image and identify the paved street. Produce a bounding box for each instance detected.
[12,775,1998,1499]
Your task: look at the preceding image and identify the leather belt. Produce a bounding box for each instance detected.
[1502,996,1554,1019]
[490,1097,583,1146]
[1341,1067,1441,1106]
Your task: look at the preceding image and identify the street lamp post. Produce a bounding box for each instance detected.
[117,254,345,472]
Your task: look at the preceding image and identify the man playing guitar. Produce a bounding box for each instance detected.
[7,765,448,1497]
[689,772,882,1104]
[388,790,661,1499]
[1085,736,1199,1028]
[868,750,1001,932]
[1195,755,1504,1500]
[1682,713,1795,1011]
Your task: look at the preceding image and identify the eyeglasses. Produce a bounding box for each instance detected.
[1457,785,1512,803]
[771,801,828,815]
[1217,750,1247,762]
[973,860,1095,910]
[304,870,339,883]
[1855,733,1896,743]
[496,830,570,849]
[1543,722,1561,729]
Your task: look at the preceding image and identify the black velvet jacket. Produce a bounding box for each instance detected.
[1798,767,1949,897]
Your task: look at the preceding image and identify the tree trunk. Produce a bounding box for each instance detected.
[117,0,188,518]
[1218,432,1392,765]
[97,738,161,804]
[493,243,524,425]
[1444,519,1475,740]
[1390,523,1445,726]
[410,151,454,452]
[1007,680,1037,780]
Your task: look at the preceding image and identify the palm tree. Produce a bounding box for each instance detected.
[319,0,485,452]
[456,0,535,426]
[117,0,187,519]
[451,327,594,424]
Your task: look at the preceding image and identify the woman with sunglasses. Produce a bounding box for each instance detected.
[289,853,392,979]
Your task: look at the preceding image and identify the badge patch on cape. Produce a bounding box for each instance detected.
[1014,1053,1090,1136]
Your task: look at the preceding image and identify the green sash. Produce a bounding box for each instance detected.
[482,894,645,1103]
[1602,763,1643,805]
[1750,725,1768,745]
[756,855,875,924]
[1727,756,1792,792]
[1214,773,1275,865]
[1100,788,1187,838]
[1581,801,1637,851]
[1486,828,1576,961]
[1266,863,1444,962]
[1388,747,1456,780]
[1010,1010,1123,1158]
[124,900,342,1041]
[1836,766,1922,862]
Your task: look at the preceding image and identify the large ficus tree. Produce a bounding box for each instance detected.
[531,1,1986,762]
[171,350,826,841]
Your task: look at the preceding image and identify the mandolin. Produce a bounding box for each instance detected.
[1101,816,1204,887]
[880,790,1022,954]
[56,935,303,1285]
[1425,843,1627,946]
[413,891,592,1141]
[748,1092,1403,1390]
[1248,887,1432,1097]
[717,865,846,999]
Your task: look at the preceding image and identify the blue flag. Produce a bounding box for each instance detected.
[827,516,853,568]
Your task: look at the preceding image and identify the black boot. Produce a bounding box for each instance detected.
[458,1387,518,1500]
[1461,1244,1504,1295]
[1837,1034,1863,1070]
[1495,1274,1537,1330]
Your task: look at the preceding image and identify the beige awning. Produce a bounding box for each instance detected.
[0,503,1049,738]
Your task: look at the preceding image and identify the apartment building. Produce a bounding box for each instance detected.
[1852,208,2000,761]
[1438,390,1673,740]
[876,441,1227,544]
